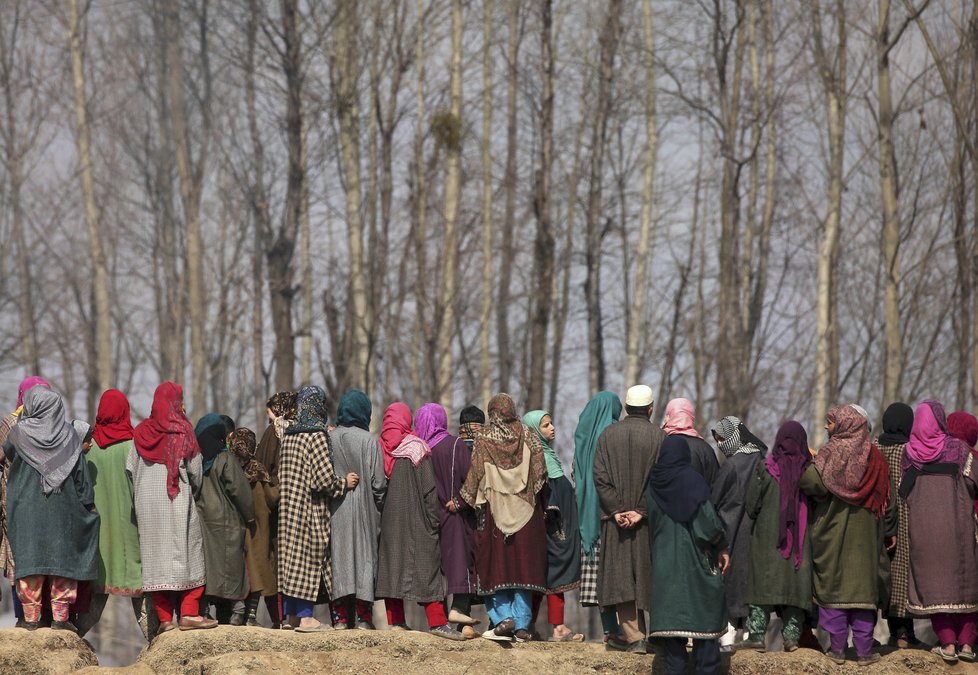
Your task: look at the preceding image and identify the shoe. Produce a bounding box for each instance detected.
[355,620,375,630]
[430,624,466,641]
[461,626,480,640]
[22,621,38,631]
[178,616,219,630]
[827,649,846,665]
[733,639,765,652]
[604,633,629,649]
[229,612,246,626]
[51,620,78,633]
[606,638,645,653]
[447,609,479,626]
[959,646,976,663]
[295,621,332,633]
[932,645,958,663]
[857,653,882,666]
[483,617,516,642]
[389,623,412,631]
[331,623,349,630]
[514,629,533,642]
[246,618,259,627]
[783,639,799,653]
[156,621,177,636]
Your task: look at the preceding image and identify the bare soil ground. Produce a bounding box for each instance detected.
[2,625,975,674]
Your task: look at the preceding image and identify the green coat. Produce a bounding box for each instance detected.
[87,440,143,595]
[744,466,812,610]
[647,494,728,639]
[196,452,256,600]
[800,464,890,610]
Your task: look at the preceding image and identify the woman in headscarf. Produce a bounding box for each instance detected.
[458,405,485,450]
[375,402,461,640]
[277,386,358,632]
[800,404,893,666]
[571,391,625,645]
[456,394,548,642]
[948,411,978,518]
[0,375,50,626]
[876,402,917,648]
[418,402,479,638]
[195,414,255,624]
[902,401,978,664]
[74,389,156,639]
[661,398,720,484]
[4,387,99,632]
[646,436,730,675]
[709,416,767,648]
[523,410,584,642]
[128,382,215,633]
[228,428,280,627]
[327,389,386,630]
[255,391,297,481]
[743,420,813,652]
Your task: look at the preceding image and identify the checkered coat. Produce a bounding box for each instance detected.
[277,430,347,602]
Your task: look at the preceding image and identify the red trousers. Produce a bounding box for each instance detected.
[384,597,447,629]
[152,586,205,623]
[531,592,565,626]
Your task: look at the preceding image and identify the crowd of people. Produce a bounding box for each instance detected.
[1,375,976,673]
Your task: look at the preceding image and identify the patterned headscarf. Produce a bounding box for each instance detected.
[10,387,83,495]
[661,398,703,439]
[814,404,890,517]
[711,415,767,458]
[132,382,200,501]
[229,427,269,483]
[267,390,297,440]
[286,386,330,435]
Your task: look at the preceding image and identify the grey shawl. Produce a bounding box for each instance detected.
[10,387,82,495]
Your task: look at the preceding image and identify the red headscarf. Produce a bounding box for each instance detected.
[948,411,978,450]
[379,402,414,479]
[92,389,135,448]
[133,382,200,500]
[814,404,890,518]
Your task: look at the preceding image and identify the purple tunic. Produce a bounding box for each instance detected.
[430,435,477,595]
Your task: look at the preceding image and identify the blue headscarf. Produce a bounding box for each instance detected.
[286,386,330,435]
[195,413,228,475]
[648,435,712,524]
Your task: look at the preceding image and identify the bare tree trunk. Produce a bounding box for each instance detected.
[69,0,112,393]
[162,0,208,415]
[496,0,521,393]
[878,0,903,407]
[435,0,463,409]
[479,0,494,407]
[624,0,658,388]
[584,0,623,393]
[334,0,369,394]
[299,117,313,385]
[526,0,554,408]
[811,0,847,447]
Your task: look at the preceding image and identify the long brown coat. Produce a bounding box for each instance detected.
[197,453,256,600]
[593,414,664,609]
[245,480,279,596]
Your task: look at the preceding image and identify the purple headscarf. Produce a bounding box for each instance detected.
[765,421,811,569]
[904,400,969,472]
[415,403,451,449]
[17,376,50,408]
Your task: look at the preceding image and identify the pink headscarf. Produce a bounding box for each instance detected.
[17,376,50,408]
[661,398,703,439]
[904,400,968,472]
[379,402,431,478]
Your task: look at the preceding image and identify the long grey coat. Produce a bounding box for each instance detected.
[375,456,444,603]
[197,452,256,600]
[711,451,762,620]
[329,426,387,601]
[593,414,664,610]
[127,448,206,592]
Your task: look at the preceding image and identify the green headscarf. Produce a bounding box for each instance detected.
[337,389,371,431]
[523,410,563,480]
[573,391,623,561]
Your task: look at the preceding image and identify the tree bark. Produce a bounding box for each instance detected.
[69,0,113,394]
[479,0,494,407]
[526,0,554,409]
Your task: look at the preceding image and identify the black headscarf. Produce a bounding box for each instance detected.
[195,413,229,475]
[878,402,913,447]
[647,435,712,524]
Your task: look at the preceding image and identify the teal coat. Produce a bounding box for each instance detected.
[647,493,728,639]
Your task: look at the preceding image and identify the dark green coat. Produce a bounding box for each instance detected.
[800,464,893,610]
[744,466,812,610]
[647,494,728,639]
[4,443,99,580]
[196,452,256,600]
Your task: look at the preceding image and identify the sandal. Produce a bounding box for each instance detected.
[932,645,958,663]
[959,646,976,663]
[295,621,332,633]
[552,630,585,642]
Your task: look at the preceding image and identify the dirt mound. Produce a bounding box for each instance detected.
[0,628,98,674]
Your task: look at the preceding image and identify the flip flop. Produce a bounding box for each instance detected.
[551,632,585,642]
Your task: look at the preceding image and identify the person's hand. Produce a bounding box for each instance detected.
[346,472,360,489]
[624,511,644,528]
[445,500,457,513]
[718,549,731,575]
[614,512,629,528]
[885,535,897,553]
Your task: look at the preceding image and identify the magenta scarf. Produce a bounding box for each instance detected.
[17,376,50,408]
[414,402,451,449]
[661,398,703,439]
[904,400,968,472]
[765,420,811,569]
